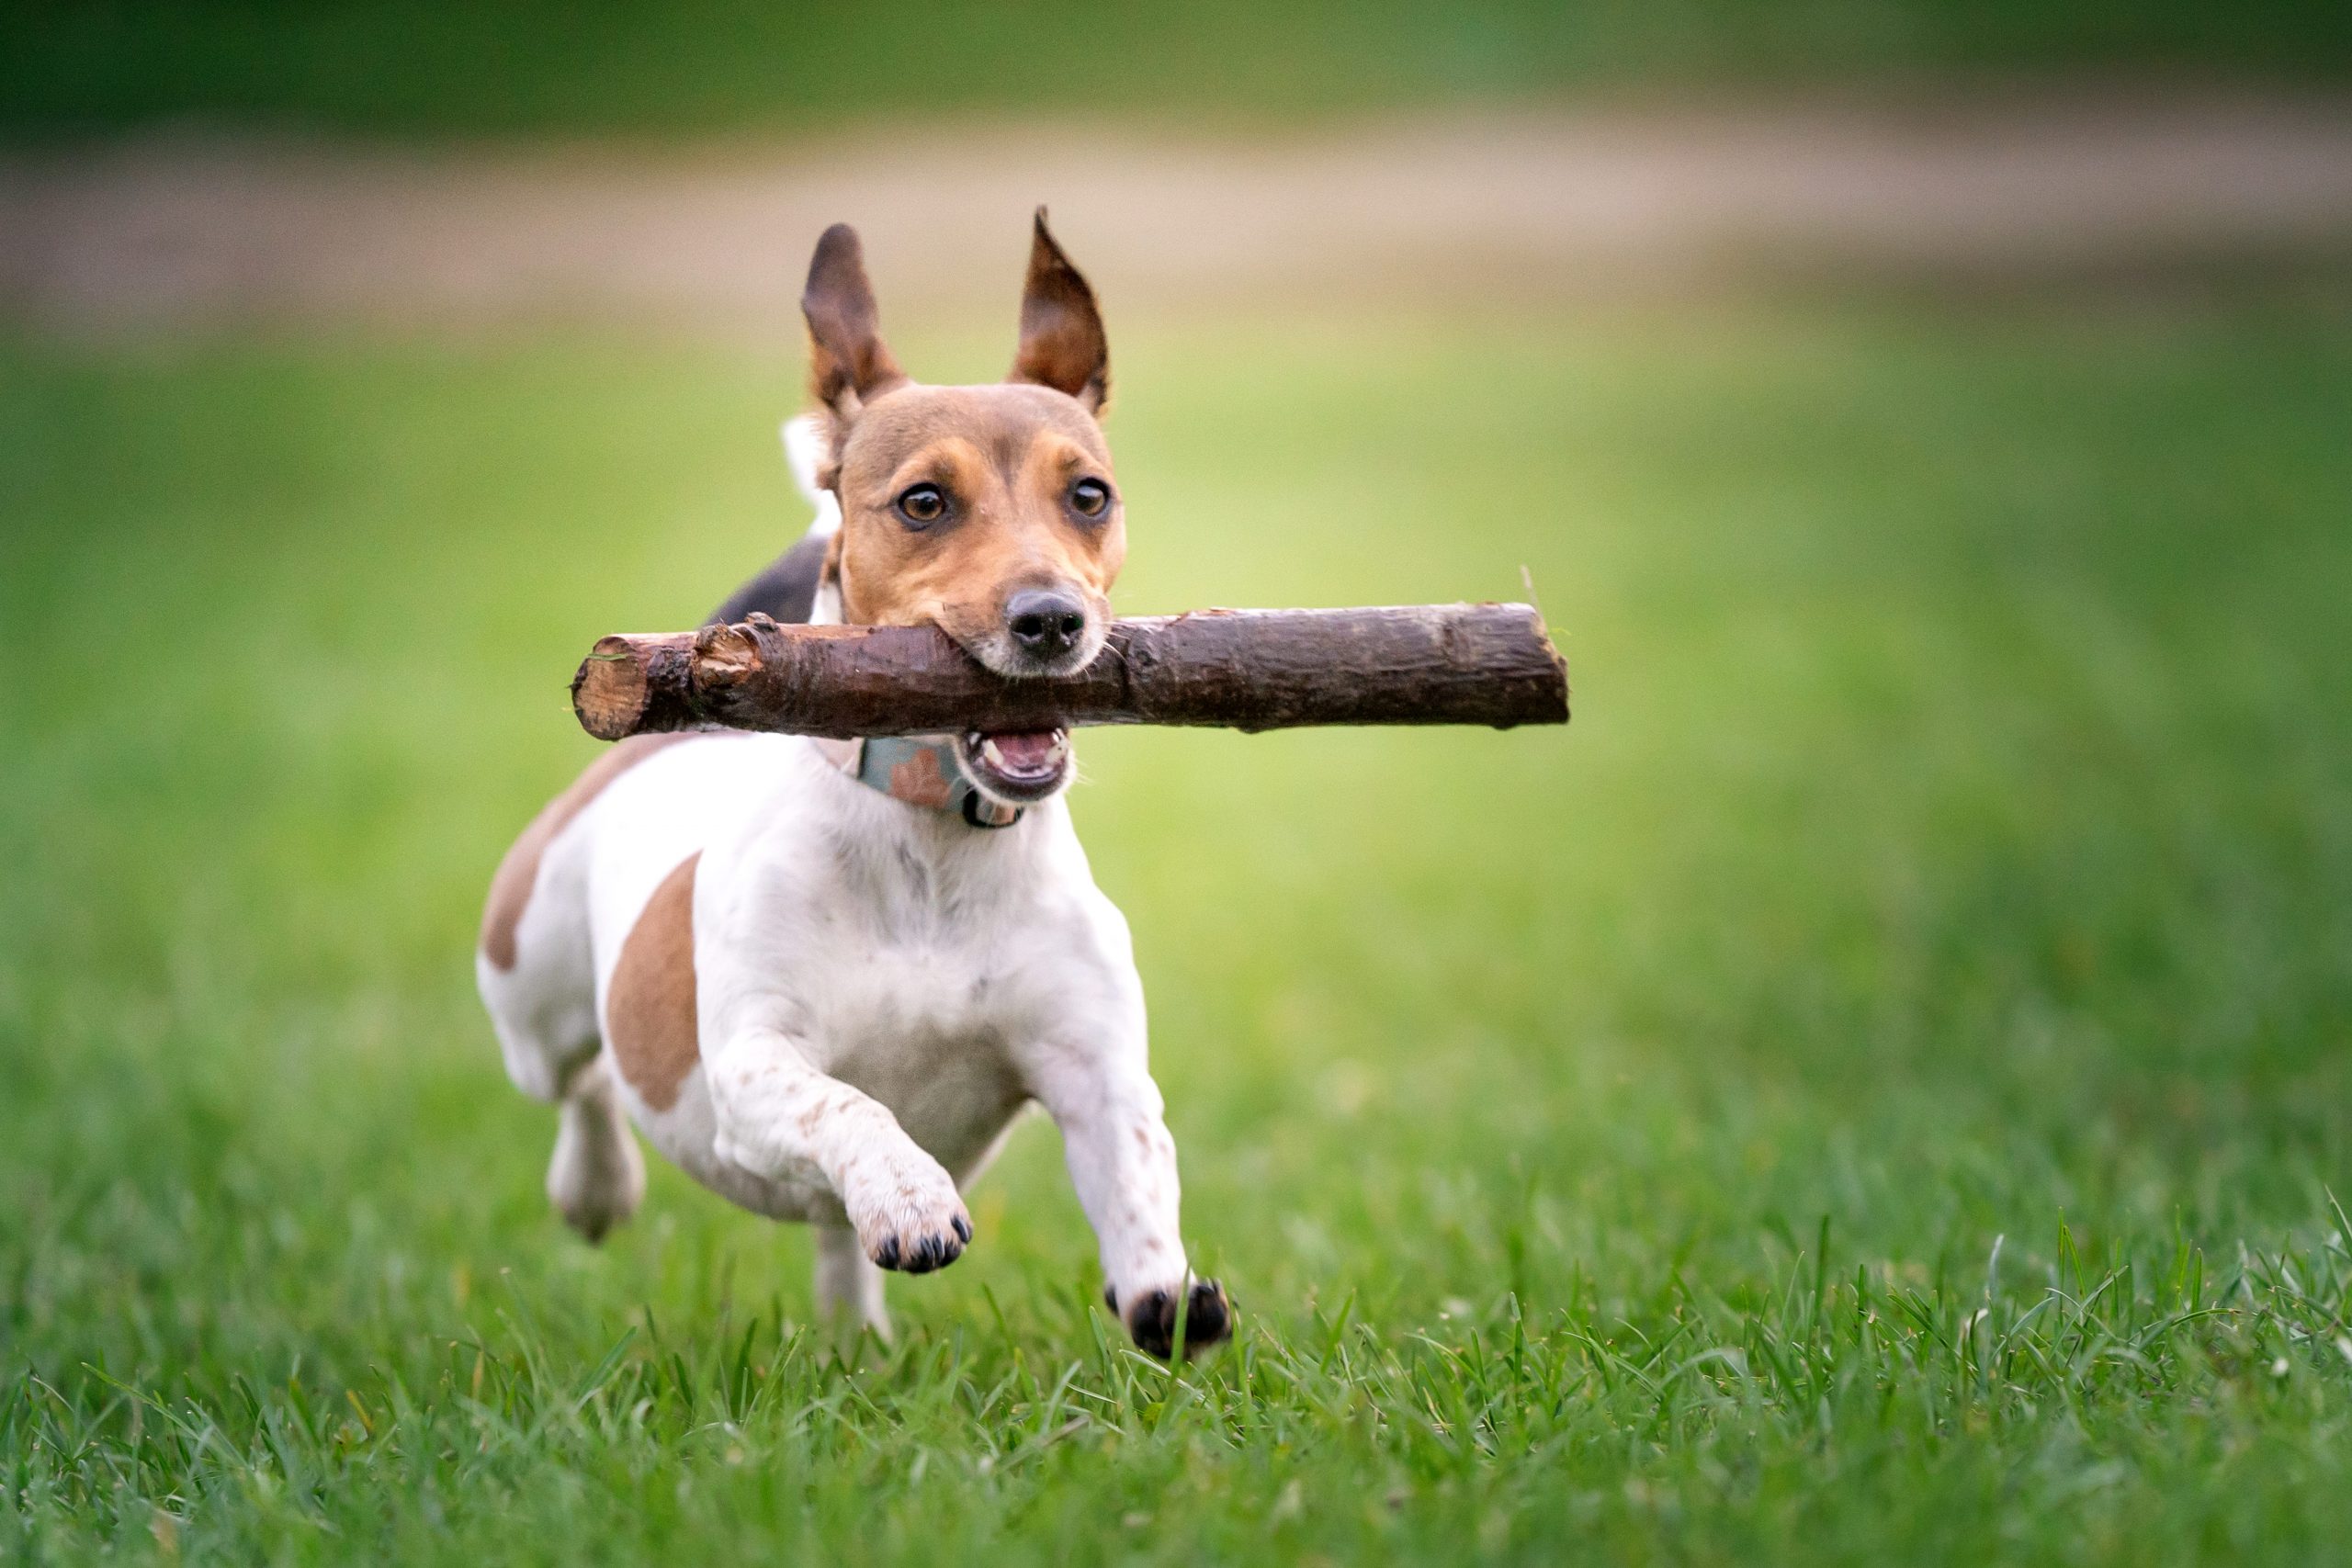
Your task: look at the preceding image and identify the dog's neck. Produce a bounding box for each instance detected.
[809,735,1022,829]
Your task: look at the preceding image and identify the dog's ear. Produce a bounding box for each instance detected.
[802,223,906,435]
[1008,209,1109,414]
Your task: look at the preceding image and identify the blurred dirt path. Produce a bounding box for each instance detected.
[6,91,2352,333]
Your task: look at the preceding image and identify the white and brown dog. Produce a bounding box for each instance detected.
[477,214,1230,1359]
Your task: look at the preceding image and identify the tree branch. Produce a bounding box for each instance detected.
[572,604,1569,741]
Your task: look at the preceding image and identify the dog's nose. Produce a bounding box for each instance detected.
[1005,588,1089,659]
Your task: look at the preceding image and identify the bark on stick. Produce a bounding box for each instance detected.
[572,604,1568,742]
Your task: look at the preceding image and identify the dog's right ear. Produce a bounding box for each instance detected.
[801,223,907,445]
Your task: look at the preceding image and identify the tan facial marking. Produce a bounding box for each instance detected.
[605,852,702,1112]
[831,384,1125,656]
[796,215,1119,672]
[480,733,698,971]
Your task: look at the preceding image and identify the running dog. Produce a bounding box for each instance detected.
[477,213,1230,1359]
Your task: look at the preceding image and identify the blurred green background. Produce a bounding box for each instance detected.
[5,4,2352,1564]
[6,0,2347,138]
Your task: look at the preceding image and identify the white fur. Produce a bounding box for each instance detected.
[781,414,842,537]
[481,697,1193,1344]
[482,403,1202,1347]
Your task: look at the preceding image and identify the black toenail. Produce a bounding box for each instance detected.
[953,1214,972,1244]
[876,1236,900,1269]
[1184,1280,1232,1348]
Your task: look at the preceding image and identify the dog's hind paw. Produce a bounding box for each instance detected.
[546,1080,647,1245]
[1109,1277,1232,1360]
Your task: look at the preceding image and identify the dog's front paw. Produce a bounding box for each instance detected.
[1106,1277,1232,1359]
[848,1169,973,1275]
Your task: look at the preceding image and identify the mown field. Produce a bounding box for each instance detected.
[3,292,2350,1562]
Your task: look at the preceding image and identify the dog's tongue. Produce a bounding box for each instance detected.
[984,730,1063,773]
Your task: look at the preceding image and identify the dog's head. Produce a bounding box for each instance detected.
[800,211,1122,807]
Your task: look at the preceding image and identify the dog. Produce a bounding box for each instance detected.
[477,213,1231,1359]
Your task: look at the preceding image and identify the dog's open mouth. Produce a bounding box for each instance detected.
[960,728,1072,803]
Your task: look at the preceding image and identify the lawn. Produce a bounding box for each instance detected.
[3,293,2350,1562]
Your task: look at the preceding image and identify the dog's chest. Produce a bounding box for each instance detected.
[786,835,1059,1160]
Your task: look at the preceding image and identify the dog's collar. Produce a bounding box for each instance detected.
[811,736,1023,829]
[805,563,1018,828]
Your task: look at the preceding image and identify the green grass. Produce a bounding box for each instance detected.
[5,0,2348,141]
[3,293,2352,1562]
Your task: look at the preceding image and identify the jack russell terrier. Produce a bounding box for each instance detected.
[478,213,1231,1359]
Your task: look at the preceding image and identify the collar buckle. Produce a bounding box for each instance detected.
[961,790,1020,829]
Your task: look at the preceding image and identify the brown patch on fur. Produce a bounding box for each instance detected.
[479,733,695,972]
[831,383,1125,653]
[605,852,702,1112]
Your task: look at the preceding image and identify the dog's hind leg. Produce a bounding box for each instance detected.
[546,1055,646,1243]
[479,789,648,1241]
[481,936,644,1242]
[813,1221,889,1345]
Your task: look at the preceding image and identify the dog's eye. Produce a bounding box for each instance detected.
[896,484,947,527]
[1069,478,1112,519]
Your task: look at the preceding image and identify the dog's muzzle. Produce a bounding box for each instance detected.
[946,591,1102,803]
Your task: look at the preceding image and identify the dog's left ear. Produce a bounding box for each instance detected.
[1009,209,1110,415]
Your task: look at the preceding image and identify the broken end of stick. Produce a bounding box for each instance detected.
[695,620,763,677]
[1503,601,1572,728]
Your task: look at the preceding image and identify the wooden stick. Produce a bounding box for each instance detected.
[572,604,1568,742]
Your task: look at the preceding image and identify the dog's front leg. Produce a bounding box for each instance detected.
[706,1028,973,1274]
[1017,1023,1232,1359]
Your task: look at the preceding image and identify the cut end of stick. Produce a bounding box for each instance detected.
[573,634,653,741]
